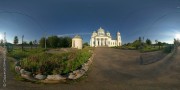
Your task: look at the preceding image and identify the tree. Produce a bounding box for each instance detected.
[29,41,33,49]
[132,40,141,49]
[154,40,158,48]
[23,41,28,45]
[139,37,142,43]
[58,37,63,47]
[62,37,72,48]
[48,36,59,48]
[146,39,152,45]
[158,42,162,49]
[22,35,24,51]
[33,40,38,48]
[83,42,89,47]
[155,40,158,44]
[162,42,167,48]
[39,36,72,48]
[127,43,131,46]
[174,38,180,47]
[14,36,19,45]
[0,39,3,45]
[39,37,46,48]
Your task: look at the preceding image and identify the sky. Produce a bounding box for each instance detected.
[0,0,180,44]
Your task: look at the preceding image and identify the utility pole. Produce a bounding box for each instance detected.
[22,35,24,51]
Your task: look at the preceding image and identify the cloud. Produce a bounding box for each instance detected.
[58,33,91,37]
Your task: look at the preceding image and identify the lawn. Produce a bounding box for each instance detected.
[140,46,162,52]
[116,45,173,53]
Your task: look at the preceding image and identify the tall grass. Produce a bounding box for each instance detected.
[8,48,45,60]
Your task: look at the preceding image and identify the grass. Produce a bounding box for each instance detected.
[117,46,136,50]
[140,46,162,52]
[8,57,25,81]
[7,48,46,60]
[118,45,171,53]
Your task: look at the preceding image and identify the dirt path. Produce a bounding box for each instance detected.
[1,47,180,90]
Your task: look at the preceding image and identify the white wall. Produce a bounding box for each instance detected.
[72,38,82,49]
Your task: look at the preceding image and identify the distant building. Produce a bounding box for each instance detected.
[72,35,83,49]
[90,27,122,47]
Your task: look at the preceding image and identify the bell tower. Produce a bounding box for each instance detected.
[117,31,122,46]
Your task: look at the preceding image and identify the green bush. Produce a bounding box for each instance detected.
[163,45,173,53]
[8,51,29,60]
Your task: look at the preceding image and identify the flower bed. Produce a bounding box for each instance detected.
[14,48,94,83]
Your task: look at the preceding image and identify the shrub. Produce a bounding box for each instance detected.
[163,45,173,53]
[8,51,29,60]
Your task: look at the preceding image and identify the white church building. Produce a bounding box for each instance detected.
[90,27,122,47]
[72,35,83,49]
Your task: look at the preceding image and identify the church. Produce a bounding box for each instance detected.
[90,27,122,47]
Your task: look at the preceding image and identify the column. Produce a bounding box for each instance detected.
[95,38,97,47]
[97,38,99,46]
[103,38,105,46]
[106,38,108,46]
[102,38,104,46]
[97,38,98,46]
[101,38,103,46]
[99,38,101,46]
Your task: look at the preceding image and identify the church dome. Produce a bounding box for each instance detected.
[73,35,82,39]
[98,27,105,33]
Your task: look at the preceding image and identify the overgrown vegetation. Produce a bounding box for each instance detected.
[120,37,172,53]
[163,45,174,53]
[8,48,46,60]
[19,47,92,75]
[8,57,25,81]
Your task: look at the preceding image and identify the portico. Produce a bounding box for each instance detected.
[93,37,108,47]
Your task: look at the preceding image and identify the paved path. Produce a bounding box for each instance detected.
[1,47,180,90]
